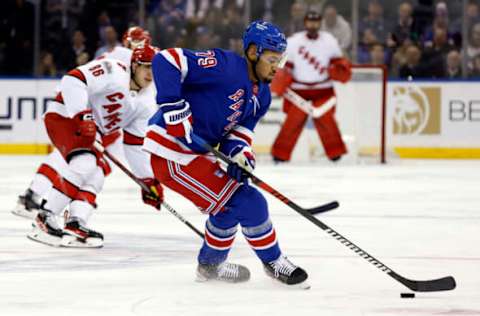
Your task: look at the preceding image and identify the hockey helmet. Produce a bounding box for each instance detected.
[242,21,287,56]
[304,11,322,21]
[122,26,151,48]
[131,45,156,65]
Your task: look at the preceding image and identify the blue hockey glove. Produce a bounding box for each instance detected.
[160,99,193,143]
[226,145,255,184]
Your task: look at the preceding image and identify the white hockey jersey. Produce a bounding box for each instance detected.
[99,46,133,68]
[46,58,156,178]
[286,31,343,90]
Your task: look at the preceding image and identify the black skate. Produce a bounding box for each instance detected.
[27,210,65,247]
[61,218,104,248]
[196,261,250,283]
[12,189,41,219]
[263,255,310,289]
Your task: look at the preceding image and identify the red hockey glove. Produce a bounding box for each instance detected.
[328,58,352,83]
[73,110,96,146]
[161,99,193,143]
[270,68,293,96]
[141,178,164,210]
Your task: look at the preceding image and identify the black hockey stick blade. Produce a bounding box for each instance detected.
[398,275,456,292]
[307,201,339,215]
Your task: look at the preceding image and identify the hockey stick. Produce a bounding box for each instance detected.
[191,134,456,292]
[284,88,336,119]
[192,134,338,214]
[94,142,205,239]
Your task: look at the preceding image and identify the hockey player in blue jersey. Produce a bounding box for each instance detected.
[143,21,309,287]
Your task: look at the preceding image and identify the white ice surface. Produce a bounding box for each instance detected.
[0,156,479,316]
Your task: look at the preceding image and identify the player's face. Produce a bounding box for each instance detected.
[133,63,153,88]
[256,50,286,83]
[305,20,321,33]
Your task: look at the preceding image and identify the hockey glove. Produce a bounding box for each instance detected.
[328,58,352,83]
[161,99,193,143]
[73,110,96,145]
[141,178,164,210]
[227,145,255,184]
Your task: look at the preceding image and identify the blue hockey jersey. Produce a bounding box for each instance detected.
[143,48,271,165]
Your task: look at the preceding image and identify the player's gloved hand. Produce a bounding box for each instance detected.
[161,99,193,143]
[226,145,255,184]
[141,178,164,210]
[73,110,96,145]
[328,58,352,83]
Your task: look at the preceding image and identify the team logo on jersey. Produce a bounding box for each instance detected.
[392,86,441,135]
[298,46,327,74]
[224,89,245,135]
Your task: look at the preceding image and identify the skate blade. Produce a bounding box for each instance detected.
[12,205,37,220]
[27,226,62,247]
[60,235,103,248]
[195,270,209,282]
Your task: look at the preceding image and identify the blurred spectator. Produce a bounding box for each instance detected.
[452,1,480,34]
[321,4,352,52]
[387,1,414,48]
[422,1,459,47]
[37,51,57,77]
[469,53,480,77]
[94,26,121,58]
[369,43,386,65]
[283,2,306,36]
[399,44,427,78]
[219,5,245,51]
[467,22,480,69]
[358,28,379,63]
[154,0,187,48]
[411,0,434,41]
[58,30,91,72]
[422,27,455,77]
[186,0,209,23]
[390,38,414,77]
[444,50,462,79]
[76,52,90,66]
[1,0,35,75]
[250,0,294,27]
[193,26,219,50]
[359,0,388,44]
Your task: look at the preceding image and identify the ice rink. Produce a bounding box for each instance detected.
[1,155,479,316]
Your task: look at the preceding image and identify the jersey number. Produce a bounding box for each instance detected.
[195,50,217,69]
[89,64,105,77]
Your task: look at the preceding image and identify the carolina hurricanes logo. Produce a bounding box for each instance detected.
[298,46,327,74]
[103,92,124,130]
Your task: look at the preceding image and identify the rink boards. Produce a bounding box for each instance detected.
[1,78,480,159]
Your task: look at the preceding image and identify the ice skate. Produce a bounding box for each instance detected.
[263,255,310,289]
[27,210,65,247]
[61,218,104,248]
[12,189,41,219]
[196,261,250,283]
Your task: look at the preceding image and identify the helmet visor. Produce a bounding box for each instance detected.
[259,52,288,69]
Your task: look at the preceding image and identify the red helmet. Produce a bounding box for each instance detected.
[131,45,156,65]
[122,26,151,48]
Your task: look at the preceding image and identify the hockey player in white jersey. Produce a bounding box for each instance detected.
[13,45,163,248]
[12,27,150,221]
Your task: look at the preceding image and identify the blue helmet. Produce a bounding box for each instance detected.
[243,21,287,56]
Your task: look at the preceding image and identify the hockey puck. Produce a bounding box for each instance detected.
[400,293,415,298]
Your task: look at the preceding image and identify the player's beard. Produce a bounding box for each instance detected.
[306,28,319,39]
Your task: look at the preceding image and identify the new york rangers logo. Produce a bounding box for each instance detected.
[224,89,245,135]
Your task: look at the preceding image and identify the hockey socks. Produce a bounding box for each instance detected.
[198,219,237,265]
[242,218,281,263]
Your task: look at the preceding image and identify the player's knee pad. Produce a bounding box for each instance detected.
[81,167,105,194]
[226,186,269,227]
[69,152,97,180]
